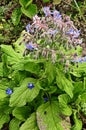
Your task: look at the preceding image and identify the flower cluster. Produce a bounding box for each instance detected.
[24,7,83,63]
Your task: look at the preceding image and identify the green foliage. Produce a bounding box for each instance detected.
[10,78,40,107]
[0,30,86,130]
[11,8,22,26]
[20,113,39,130]
[53,0,61,5]
[0,4,86,130]
[71,111,82,130]
[19,0,37,19]
[37,101,65,130]
[9,118,21,130]
[21,4,37,18]
[43,0,50,3]
[56,69,74,98]
[0,113,10,129]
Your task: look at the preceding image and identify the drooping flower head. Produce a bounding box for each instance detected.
[24,6,83,64]
[43,7,51,17]
[53,10,62,20]
[66,28,80,38]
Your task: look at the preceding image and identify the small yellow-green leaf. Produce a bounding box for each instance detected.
[53,0,61,5]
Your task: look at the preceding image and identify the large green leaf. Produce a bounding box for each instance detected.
[21,4,37,18]
[36,101,64,130]
[71,111,82,130]
[9,118,21,130]
[19,113,39,130]
[1,45,21,60]
[0,113,10,129]
[56,69,74,98]
[11,8,22,26]
[12,106,30,121]
[24,61,41,75]
[10,78,40,107]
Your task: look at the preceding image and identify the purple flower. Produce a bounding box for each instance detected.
[27,83,34,89]
[25,42,38,51]
[53,10,62,20]
[25,42,34,51]
[47,29,58,35]
[26,44,34,51]
[66,28,80,38]
[26,24,31,33]
[74,39,82,44]
[44,97,48,102]
[6,88,13,95]
[43,7,51,17]
[71,56,86,63]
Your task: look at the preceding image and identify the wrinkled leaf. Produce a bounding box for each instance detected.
[19,113,39,130]
[71,111,82,130]
[12,106,29,121]
[36,101,64,130]
[45,61,56,84]
[10,78,40,107]
[58,94,72,116]
[9,118,21,130]
[0,113,10,129]
[24,61,41,75]
[56,69,74,98]
[1,45,21,60]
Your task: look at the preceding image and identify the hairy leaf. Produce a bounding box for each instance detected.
[58,94,72,116]
[56,70,74,98]
[36,101,64,130]
[45,61,56,84]
[10,78,40,107]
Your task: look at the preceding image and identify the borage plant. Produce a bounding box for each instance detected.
[0,7,86,130]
